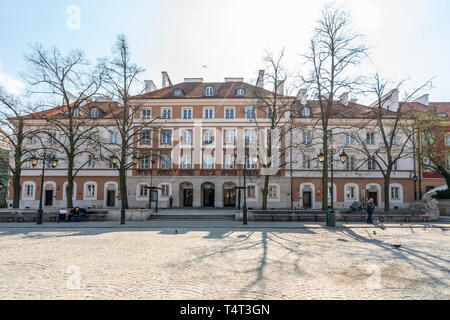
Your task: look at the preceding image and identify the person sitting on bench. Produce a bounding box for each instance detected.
[58,209,68,223]
[73,207,82,222]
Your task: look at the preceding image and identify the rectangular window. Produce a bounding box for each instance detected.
[25,185,34,197]
[140,155,149,169]
[140,185,149,197]
[327,131,333,144]
[391,187,400,200]
[302,132,311,144]
[245,130,256,144]
[182,131,192,144]
[203,154,213,169]
[346,186,355,199]
[161,131,172,144]
[345,133,354,145]
[225,108,235,119]
[246,155,257,169]
[245,106,256,119]
[161,108,172,119]
[225,130,235,144]
[161,184,170,197]
[366,132,375,145]
[48,133,56,145]
[141,131,151,145]
[182,154,191,169]
[88,155,95,168]
[203,131,214,144]
[393,160,398,171]
[142,109,151,119]
[183,108,192,119]
[86,184,96,197]
[368,157,376,170]
[247,185,256,199]
[204,108,214,119]
[302,155,311,169]
[268,185,278,199]
[224,154,234,169]
[161,154,171,169]
[346,156,355,170]
[110,132,118,144]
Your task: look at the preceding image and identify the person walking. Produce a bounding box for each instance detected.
[169,194,173,209]
[366,198,377,224]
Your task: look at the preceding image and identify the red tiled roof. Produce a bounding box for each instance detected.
[134,81,276,99]
[18,101,120,120]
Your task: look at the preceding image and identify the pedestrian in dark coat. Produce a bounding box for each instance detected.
[366,198,377,224]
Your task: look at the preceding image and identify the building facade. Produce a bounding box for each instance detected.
[6,72,448,210]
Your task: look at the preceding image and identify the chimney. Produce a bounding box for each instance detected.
[144,80,157,93]
[339,92,349,106]
[162,71,172,88]
[256,70,265,88]
[369,89,399,112]
[184,78,203,82]
[276,80,285,95]
[414,94,429,106]
[225,77,244,82]
[296,88,307,105]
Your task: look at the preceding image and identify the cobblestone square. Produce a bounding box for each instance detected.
[0,224,449,299]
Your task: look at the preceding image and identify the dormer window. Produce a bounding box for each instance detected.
[174,88,185,97]
[236,87,246,96]
[204,86,215,97]
[301,107,311,117]
[90,107,99,118]
[73,108,80,117]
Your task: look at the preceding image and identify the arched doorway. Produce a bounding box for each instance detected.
[223,182,236,207]
[180,182,193,207]
[202,182,215,207]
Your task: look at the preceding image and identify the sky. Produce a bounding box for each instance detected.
[0,0,449,103]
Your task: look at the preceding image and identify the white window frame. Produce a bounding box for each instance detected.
[160,154,171,169]
[161,107,172,119]
[83,182,98,200]
[224,107,235,119]
[142,108,152,120]
[203,153,214,169]
[182,153,192,169]
[22,182,36,199]
[245,106,256,119]
[267,184,280,202]
[182,107,193,120]
[203,107,214,119]
[246,184,258,201]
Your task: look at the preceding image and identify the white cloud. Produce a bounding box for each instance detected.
[0,71,25,95]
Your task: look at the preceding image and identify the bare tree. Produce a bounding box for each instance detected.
[23,45,102,208]
[0,87,44,208]
[301,4,368,210]
[96,34,159,223]
[251,49,296,210]
[349,74,432,210]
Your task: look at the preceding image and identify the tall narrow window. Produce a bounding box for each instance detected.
[183,109,192,119]
[161,131,172,144]
[182,154,191,169]
[224,154,234,169]
[368,157,376,170]
[161,154,171,169]
[141,131,151,145]
[366,132,375,145]
[140,155,149,169]
[162,108,171,119]
[203,154,213,169]
[302,132,311,144]
[225,130,234,144]
[182,131,192,144]
[142,109,151,119]
[245,106,256,119]
[345,133,354,145]
[204,108,214,119]
[203,131,214,144]
[302,155,311,169]
[225,108,235,119]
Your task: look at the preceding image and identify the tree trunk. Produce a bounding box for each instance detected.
[66,158,74,208]
[262,175,269,210]
[321,133,328,210]
[383,173,391,212]
[119,164,128,209]
[12,170,21,208]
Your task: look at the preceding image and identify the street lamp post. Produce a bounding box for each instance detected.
[31,152,59,225]
[318,148,347,226]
